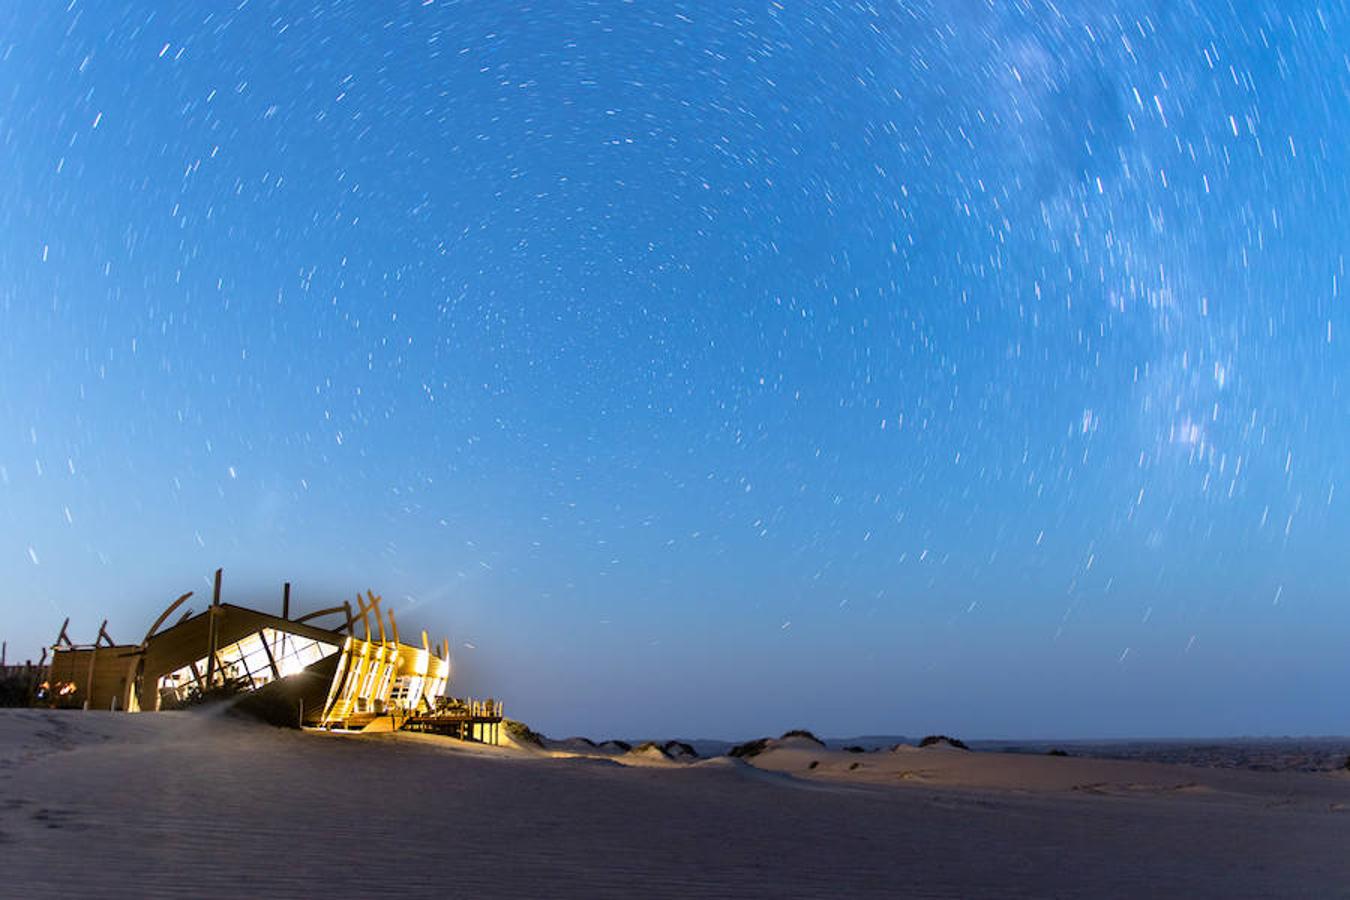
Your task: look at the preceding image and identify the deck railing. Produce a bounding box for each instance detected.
[428,696,502,719]
[401,696,504,744]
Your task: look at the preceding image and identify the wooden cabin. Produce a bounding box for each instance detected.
[43,572,475,736]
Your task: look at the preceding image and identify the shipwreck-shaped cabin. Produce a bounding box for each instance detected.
[45,571,456,732]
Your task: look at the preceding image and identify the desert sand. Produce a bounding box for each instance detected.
[2,709,1348,898]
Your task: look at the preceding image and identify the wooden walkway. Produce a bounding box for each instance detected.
[402,697,503,744]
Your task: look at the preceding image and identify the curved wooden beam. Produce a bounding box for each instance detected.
[143,592,194,645]
[386,608,400,646]
[368,592,386,644]
[292,605,347,626]
[356,594,371,641]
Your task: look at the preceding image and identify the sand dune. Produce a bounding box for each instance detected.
[745,739,1350,804]
[2,709,1348,898]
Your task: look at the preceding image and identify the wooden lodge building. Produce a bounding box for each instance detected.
[42,571,502,741]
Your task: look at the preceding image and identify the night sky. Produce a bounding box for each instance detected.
[3,1,1348,739]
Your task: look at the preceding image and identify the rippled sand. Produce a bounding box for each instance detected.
[2,709,1348,898]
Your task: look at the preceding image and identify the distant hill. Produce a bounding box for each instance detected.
[824,735,919,751]
[624,734,922,757]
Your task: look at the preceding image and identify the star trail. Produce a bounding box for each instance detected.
[2,1,1347,738]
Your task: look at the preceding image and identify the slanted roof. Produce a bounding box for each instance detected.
[149,602,344,647]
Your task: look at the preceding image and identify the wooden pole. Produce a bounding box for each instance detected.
[205,568,222,687]
[257,630,281,681]
[282,582,291,620]
[84,648,97,710]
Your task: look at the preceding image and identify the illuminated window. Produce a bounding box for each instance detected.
[156,628,339,705]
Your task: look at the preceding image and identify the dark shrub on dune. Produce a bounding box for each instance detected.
[0,674,39,707]
[1343,755,1350,771]
[1047,748,1069,757]
[505,719,545,748]
[919,734,970,751]
[843,745,866,754]
[662,740,699,759]
[729,731,823,758]
[728,737,771,758]
[632,741,698,762]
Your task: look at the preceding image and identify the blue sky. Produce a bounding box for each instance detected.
[2,1,1348,739]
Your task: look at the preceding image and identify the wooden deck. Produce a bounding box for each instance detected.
[402,697,503,744]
